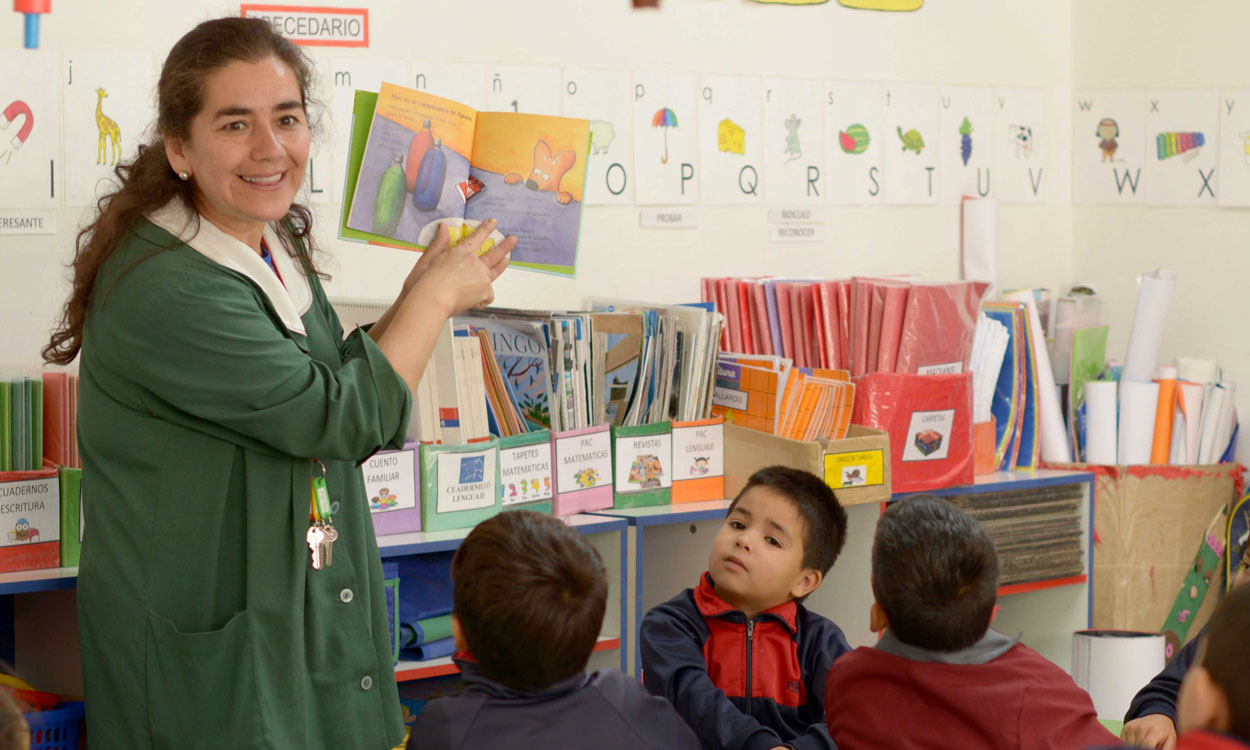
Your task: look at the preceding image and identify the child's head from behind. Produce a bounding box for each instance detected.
[710,466,848,617]
[1178,583,1250,739]
[871,496,998,652]
[452,510,607,692]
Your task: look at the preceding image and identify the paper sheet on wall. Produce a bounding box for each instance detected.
[1003,289,1072,462]
[410,61,488,110]
[960,196,997,288]
[698,74,763,205]
[0,51,61,208]
[485,64,562,117]
[633,72,699,205]
[327,57,409,204]
[993,87,1046,204]
[939,86,994,204]
[1118,380,1159,465]
[1146,90,1219,206]
[882,84,939,204]
[563,68,634,206]
[62,50,156,208]
[1122,268,1176,383]
[1073,89,1147,204]
[763,78,825,204]
[1085,380,1118,465]
[1217,90,1250,206]
[825,81,883,205]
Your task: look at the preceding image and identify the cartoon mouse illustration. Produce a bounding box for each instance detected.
[504,139,577,204]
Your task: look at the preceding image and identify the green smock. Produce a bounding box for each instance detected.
[77,207,411,750]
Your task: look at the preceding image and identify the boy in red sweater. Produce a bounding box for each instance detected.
[824,495,1116,750]
[1166,582,1250,749]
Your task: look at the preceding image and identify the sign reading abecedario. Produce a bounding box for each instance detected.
[240,5,369,47]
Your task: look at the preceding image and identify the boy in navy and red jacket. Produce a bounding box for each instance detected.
[823,495,1117,750]
[640,466,851,750]
[407,511,696,750]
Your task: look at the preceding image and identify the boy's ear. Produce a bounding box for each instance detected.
[869,601,890,634]
[789,568,822,601]
[451,614,468,653]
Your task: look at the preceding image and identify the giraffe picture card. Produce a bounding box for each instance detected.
[62,50,157,208]
[763,78,825,205]
[633,72,699,205]
[0,51,61,209]
[938,85,994,205]
[992,88,1047,204]
[563,67,635,206]
[697,74,763,205]
[1073,89,1147,204]
[882,83,939,204]
[1146,89,1219,206]
[1217,90,1250,207]
[825,81,883,205]
[485,64,562,117]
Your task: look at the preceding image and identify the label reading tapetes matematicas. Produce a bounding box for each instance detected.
[436,449,497,514]
[500,444,554,505]
[672,422,724,480]
[614,432,673,494]
[556,431,613,494]
[0,477,60,546]
[363,448,417,514]
[901,409,955,462]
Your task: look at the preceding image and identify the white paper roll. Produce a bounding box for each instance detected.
[1072,631,1166,720]
[1004,290,1072,462]
[1085,381,1119,465]
[1123,269,1176,383]
[1178,382,1205,464]
[1118,380,1160,465]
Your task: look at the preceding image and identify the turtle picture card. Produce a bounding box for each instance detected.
[882,83,939,205]
[1218,90,1250,207]
[825,81,883,205]
[697,74,764,205]
[938,85,994,205]
[993,87,1046,204]
[1146,89,1219,206]
[763,78,825,205]
[1072,89,1147,204]
[632,72,699,205]
[563,67,635,206]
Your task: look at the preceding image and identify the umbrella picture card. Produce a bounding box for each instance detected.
[763,77,825,205]
[881,83,939,205]
[698,73,763,205]
[825,81,884,205]
[1146,89,1219,206]
[1072,89,1147,204]
[633,72,699,205]
[1218,89,1250,206]
[485,64,562,117]
[992,87,1047,204]
[938,85,994,205]
[563,67,635,206]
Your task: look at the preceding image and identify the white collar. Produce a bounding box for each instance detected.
[146,200,312,336]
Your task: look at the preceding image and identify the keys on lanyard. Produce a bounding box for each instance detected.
[307,460,338,570]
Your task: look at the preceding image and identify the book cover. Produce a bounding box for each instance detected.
[456,315,555,432]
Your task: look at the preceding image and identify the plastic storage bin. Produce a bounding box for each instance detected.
[26,700,83,750]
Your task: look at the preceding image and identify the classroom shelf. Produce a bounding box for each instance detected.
[376,513,628,557]
[394,636,621,683]
[0,566,79,597]
[998,574,1088,597]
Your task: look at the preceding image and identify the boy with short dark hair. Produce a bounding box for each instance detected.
[641,465,851,750]
[407,510,696,750]
[824,495,1116,750]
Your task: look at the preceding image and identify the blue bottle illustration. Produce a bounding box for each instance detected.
[412,137,446,211]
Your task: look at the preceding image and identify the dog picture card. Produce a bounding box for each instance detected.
[763,77,825,205]
[825,81,884,205]
[1146,89,1219,206]
[938,85,994,205]
[698,73,764,205]
[1072,89,1147,205]
[632,72,699,205]
[563,67,635,206]
[993,87,1046,204]
[881,83,939,205]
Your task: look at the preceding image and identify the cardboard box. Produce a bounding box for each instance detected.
[1046,461,1240,637]
[723,424,892,507]
[419,439,501,532]
[671,417,726,504]
[499,430,554,514]
[0,462,60,572]
[364,442,421,536]
[612,422,673,509]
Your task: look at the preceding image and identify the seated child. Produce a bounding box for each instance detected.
[824,495,1117,750]
[1164,582,1250,749]
[1122,544,1250,749]
[407,510,697,750]
[640,465,851,750]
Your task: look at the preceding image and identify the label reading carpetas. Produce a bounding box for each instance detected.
[824,449,885,488]
[436,449,496,514]
[614,433,673,493]
[901,409,955,461]
[363,448,417,514]
[673,423,724,480]
[555,431,613,494]
[500,444,554,505]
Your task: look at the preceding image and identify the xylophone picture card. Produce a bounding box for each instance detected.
[1146,89,1219,206]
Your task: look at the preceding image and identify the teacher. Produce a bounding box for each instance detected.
[42,17,513,749]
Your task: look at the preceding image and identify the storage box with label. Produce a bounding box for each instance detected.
[851,372,974,493]
[723,423,891,506]
[59,467,81,568]
[551,424,613,516]
[671,417,726,503]
[0,463,60,572]
[419,439,501,532]
[612,422,673,509]
[364,442,421,536]
[499,431,554,514]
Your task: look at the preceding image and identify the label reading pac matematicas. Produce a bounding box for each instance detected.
[436,449,496,514]
[363,448,417,514]
[673,423,724,480]
[0,477,59,546]
[824,449,885,489]
[901,409,956,462]
[614,433,673,493]
[555,431,613,494]
[500,444,554,505]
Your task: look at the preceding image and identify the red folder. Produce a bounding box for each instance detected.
[848,279,872,377]
[750,281,774,355]
[775,283,795,361]
[836,281,851,371]
[721,278,742,353]
[876,283,911,373]
[894,281,990,374]
[736,280,755,355]
[866,284,886,375]
[816,282,839,370]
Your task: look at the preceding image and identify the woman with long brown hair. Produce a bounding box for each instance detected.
[44,17,513,749]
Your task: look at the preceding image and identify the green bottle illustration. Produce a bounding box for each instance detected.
[373,153,406,235]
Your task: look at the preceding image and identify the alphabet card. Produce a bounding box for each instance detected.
[633,72,699,205]
[882,84,939,204]
[938,85,994,204]
[697,74,763,205]
[825,81,883,205]
[63,50,156,208]
[992,88,1046,204]
[327,57,409,204]
[563,67,634,206]
[0,51,60,208]
[763,78,825,204]
[410,61,488,110]
[485,64,562,117]
[1217,90,1250,207]
[1073,89,1147,204]
[1146,89,1218,206]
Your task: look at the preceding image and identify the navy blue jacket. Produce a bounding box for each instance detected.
[1124,628,1202,725]
[640,573,851,750]
[407,659,697,750]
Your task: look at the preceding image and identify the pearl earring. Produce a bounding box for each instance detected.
[178,171,189,181]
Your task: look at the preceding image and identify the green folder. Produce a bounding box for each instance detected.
[498,430,554,515]
[0,382,11,472]
[59,467,82,567]
[31,377,42,469]
[611,421,673,509]
[12,378,26,471]
[419,439,502,532]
